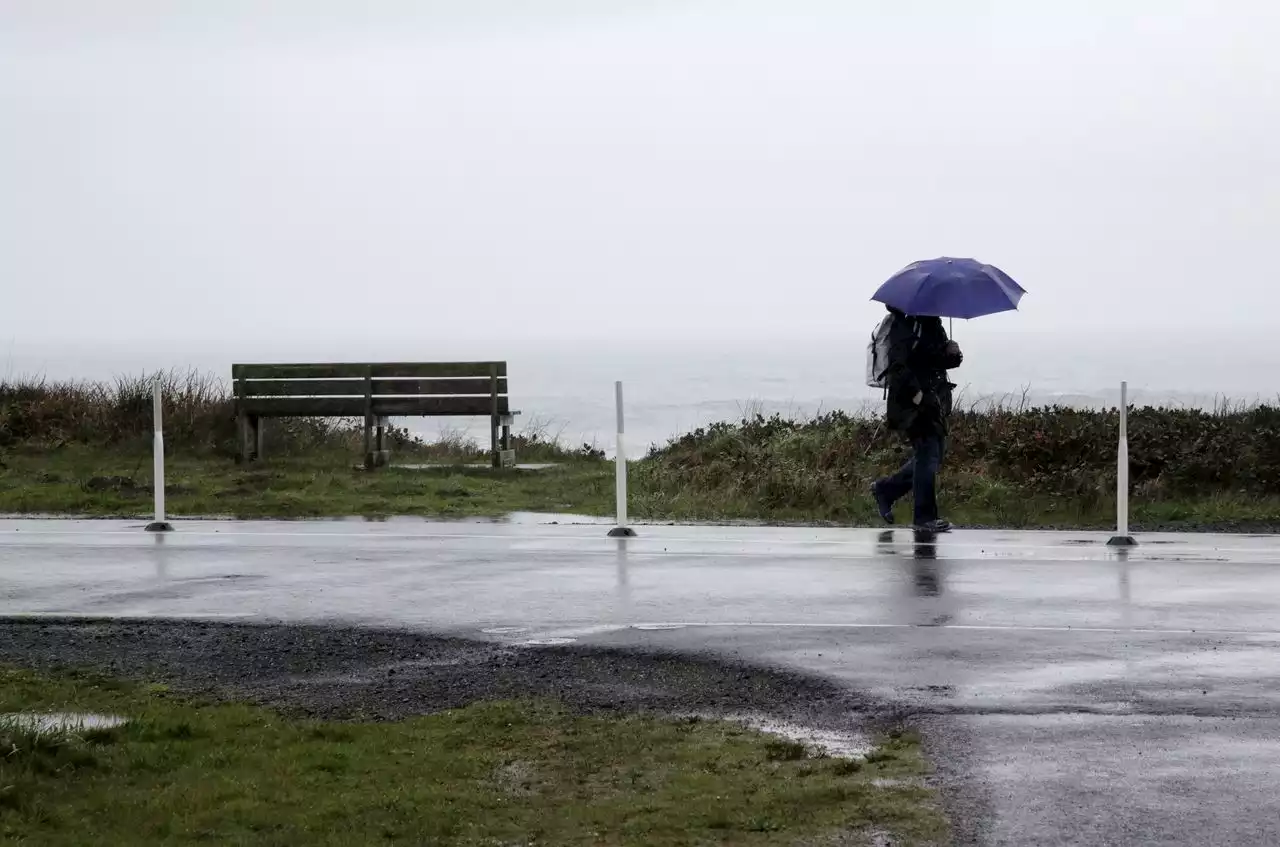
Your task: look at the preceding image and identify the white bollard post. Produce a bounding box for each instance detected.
[145,376,174,532]
[1107,380,1136,547]
[607,380,637,538]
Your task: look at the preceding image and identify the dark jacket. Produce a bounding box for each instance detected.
[883,308,962,438]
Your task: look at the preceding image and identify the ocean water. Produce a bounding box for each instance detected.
[7,330,1277,454]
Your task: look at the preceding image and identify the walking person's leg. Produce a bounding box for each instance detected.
[910,434,945,529]
[872,449,915,524]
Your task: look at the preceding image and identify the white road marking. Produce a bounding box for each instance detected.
[608,621,1280,637]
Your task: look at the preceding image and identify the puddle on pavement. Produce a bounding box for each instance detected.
[0,712,129,733]
[691,712,872,759]
[487,625,625,646]
[1063,537,1182,548]
[214,512,611,526]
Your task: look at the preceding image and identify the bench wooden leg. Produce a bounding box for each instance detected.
[252,416,264,461]
[238,412,252,463]
[490,415,500,468]
[363,415,374,470]
[375,417,390,467]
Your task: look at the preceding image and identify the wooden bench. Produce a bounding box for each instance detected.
[231,362,517,468]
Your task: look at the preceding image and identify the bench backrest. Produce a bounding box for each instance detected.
[232,362,509,418]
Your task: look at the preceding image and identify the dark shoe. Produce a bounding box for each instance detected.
[870,483,895,524]
[913,519,952,534]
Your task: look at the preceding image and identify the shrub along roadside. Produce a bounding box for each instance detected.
[647,405,1280,499]
[634,407,1280,528]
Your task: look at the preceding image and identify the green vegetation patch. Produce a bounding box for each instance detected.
[8,372,1279,529]
[0,667,946,846]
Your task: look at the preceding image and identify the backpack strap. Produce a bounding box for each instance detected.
[906,316,923,348]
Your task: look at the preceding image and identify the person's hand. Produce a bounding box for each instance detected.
[945,340,962,358]
[912,391,923,405]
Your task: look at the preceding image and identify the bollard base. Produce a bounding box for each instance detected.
[607,527,637,538]
[145,521,174,533]
[1106,535,1137,547]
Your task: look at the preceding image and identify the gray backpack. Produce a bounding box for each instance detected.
[865,314,919,389]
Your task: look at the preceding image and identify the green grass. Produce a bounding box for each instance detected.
[0,667,947,846]
[4,444,1280,530]
[0,447,614,520]
[8,374,1280,529]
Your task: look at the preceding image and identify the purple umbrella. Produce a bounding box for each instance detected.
[871,257,1025,319]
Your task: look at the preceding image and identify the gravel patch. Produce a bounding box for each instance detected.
[0,618,877,729]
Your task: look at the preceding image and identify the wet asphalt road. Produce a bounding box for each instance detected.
[3,516,1280,846]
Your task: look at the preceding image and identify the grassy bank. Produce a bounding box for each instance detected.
[0,667,945,845]
[5,445,1277,530]
[0,447,614,519]
[0,373,611,520]
[634,407,1280,530]
[4,373,1280,529]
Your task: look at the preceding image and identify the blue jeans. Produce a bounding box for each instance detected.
[876,434,945,525]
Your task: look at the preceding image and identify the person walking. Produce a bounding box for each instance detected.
[870,306,964,532]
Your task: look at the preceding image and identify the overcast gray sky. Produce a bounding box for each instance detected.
[2,0,1277,353]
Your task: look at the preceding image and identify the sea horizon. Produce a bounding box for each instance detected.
[6,329,1276,452]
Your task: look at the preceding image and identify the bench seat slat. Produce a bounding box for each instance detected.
[239,396,511,417]
[232,362,506,380]
[234,378,507,397]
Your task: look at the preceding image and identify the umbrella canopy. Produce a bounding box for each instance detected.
[871,257,1025,319]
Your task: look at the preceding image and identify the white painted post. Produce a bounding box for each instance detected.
[1107,381,1135,546]
[607,380,636,538]
[1117,381,1129,538]
[145,376,173,532]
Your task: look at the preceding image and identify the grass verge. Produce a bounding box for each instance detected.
[4,444,1280,531]
[0,447,613,520]
[0,667,946,846]
[7,373,1280,529]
